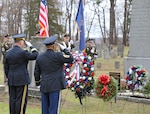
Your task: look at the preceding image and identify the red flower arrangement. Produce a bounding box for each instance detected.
[95,74,118,102]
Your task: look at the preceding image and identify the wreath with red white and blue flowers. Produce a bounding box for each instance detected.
[125,65,148,91]
[64,51,95,104]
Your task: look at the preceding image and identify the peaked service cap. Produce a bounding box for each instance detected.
[43,35,58,45]
[12,34,26,41]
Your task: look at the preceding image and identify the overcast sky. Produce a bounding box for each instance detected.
[60,0,125,38]
[84,0,124,38]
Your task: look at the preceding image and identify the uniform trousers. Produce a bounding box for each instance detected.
[41,90,60,114]
[9,85,28,114]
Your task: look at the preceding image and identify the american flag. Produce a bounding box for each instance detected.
[39,0,49,37]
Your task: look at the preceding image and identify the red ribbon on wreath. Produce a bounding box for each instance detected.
[98,74,110,97]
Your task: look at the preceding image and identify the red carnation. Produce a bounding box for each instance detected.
[69,64,72,67]
[70,83,74,87]
[141,69,146,73]
[83,52,87,56]
[86,72,89,76]
[80,78,84,82]
[76,88,81,92]
[83,60,86,63]
[66,72,69,75]
[90,62,93,65]
[85,82,89,86]
[85,67,89,71]
[90,72,94,76]
[125,76,129,80]
[136,71,140,76]
[131,66,136,70]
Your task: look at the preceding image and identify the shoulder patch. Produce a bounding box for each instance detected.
[63,54,70,58]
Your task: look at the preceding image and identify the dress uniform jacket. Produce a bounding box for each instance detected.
[34,49,74,93]
[4,45,39,86]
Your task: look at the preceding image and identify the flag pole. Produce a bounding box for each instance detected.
[39,0,49,37]
[75,0,86,52]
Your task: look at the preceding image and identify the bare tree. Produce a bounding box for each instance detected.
[0,1,4,35]
[64,0,74,37]
[123,0,132,46]
[109,0,117,45]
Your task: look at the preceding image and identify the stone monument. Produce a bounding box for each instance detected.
[124,0,150,76]
[28,36,46,97]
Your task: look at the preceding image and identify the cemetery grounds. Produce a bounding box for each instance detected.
[0,46,150,114]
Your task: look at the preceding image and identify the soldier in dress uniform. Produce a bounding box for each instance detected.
[34,35,74,114]
[83,38,98,61]
[1,34,13,83]
[35,30,40,36]
[4,34,39,114]
[60,34,75,52]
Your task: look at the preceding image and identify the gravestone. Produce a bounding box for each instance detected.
[117,42,124,57]
[95,38,102,58]
[96,43,102,58]
[103,44,109,60]
[29,36,46,88]
[96,62,101,69]
[0,85,5,92]
[115,61,120,69]
[124,0,150,77]
[110,49,117,58]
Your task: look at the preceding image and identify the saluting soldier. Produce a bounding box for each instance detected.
[35,30,40,36]
[83,38,98,61]
[34,35,74,114]
[1,34,13,83]
[60,34,75,52]
[4,34,39,114]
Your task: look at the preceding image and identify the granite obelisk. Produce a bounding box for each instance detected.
[124,0,150,76]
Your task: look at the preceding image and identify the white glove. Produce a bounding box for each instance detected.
[36,85,40,89]
[25,41,32,47]
[91,47,95,53]
[67,47,71,51]
[57,43,66,50]
[70,40,74,44]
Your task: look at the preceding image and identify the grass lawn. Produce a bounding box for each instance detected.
[0,46,150,114]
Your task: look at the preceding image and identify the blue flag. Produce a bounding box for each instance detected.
[76,0,85,52]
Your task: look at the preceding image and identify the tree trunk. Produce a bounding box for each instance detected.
[123,0,127,46]
[109,0,115,45]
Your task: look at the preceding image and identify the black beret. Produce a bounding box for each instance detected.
[64,34,70,37]
[86,38,92,42]
[35,31,40,34]
[43,35,58,45]
[5,34,10,38]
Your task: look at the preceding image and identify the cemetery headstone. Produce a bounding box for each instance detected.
[110,49,117,58]
[103,44,109,60]
[117,42,124,57]
[29,36,46,88]
[115,61,120,69]
[124,0,150,77]
[96,62,101,69]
